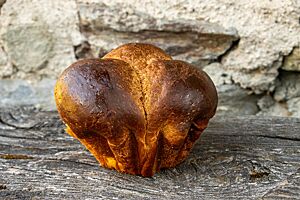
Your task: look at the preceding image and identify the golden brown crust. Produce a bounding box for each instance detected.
[55,58,146,174]
[141,60,217,175]
[55,43,218,177]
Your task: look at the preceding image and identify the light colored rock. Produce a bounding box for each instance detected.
[282,47,300,71]
[228,58,281,94]
[203,63,259,115]
[257,93,300,118]
[287,97,300,118]
[78,0,239,67]
[216,84,260,116]
[3,25,53,73]
[0,0,84,79]
[0,79,56,111]
[0,45,13,77]
[257,102,291,117]
[257,95,275,111]
[257,95,290,117]
[87,29,238,67]
[78,0,300,93]
[203,63,233,86]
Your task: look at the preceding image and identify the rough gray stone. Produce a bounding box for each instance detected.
[2,25,53,73]
[256,96,300,118]
[0,45,13,77]
[86,29,238,67]
[204,63,259,115]
[287,97,300,118]
[78,0,239,67]
[257,95,290,117]
[0,79,56,111]
[282,47,300,71]
[227,57,281,94]
[203,63,233,86]
[257,102,291,117]
[274,71,300,102]
[215,84,260,116]
[203,63,260,116]
[77,0,300,93]
[0,0,84,79]
[257,95,275,111]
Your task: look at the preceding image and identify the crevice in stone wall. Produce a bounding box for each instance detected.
[76,2,240,66]
[73,8,93,60]
[217,37,240,63]
[254,45,300,117]
[74,41,93,59]
[281,46,300,71]
[78,27,240,68]
[0,45,14,79]
[216,48,289,116]
[0,0,6,14]
[283,46,297,60]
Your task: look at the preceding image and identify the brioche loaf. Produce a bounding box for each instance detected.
[55,43,218,177]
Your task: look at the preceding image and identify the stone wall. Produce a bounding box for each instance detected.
[0,0,299,117]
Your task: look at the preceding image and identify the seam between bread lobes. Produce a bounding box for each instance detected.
[103,44,175,176]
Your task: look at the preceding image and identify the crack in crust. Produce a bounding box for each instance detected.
[55,43,218,177]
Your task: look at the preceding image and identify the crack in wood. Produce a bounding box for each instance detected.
[0,118,17,130]
[0,0,6,15]
[257,135,300,142]
[0,185,7,190]
[0,154,33,159]
[42,157,98,167]
[0,113,36,130]
[0,133,38,140]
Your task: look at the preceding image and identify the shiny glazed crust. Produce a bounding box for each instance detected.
[55,43,218,177]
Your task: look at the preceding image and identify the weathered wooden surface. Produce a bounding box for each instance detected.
[0,106,299,200]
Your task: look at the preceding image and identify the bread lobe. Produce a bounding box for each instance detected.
[55,58,146,174]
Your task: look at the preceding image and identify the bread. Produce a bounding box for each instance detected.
[54,43,218,177]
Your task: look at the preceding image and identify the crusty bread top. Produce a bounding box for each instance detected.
[55,58,145,140]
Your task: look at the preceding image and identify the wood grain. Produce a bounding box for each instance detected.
[0,106,299,199]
